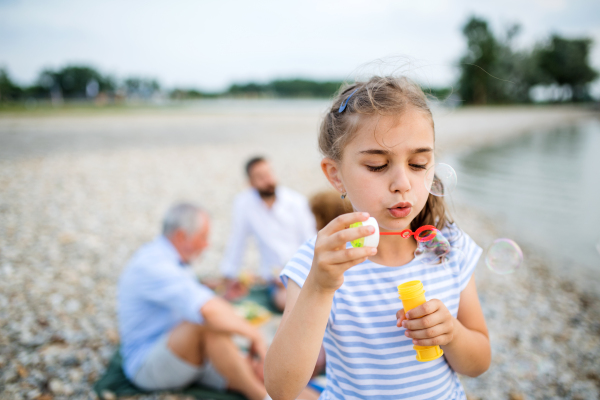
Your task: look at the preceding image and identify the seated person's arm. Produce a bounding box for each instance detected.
[139,262,266,359]
[201,296,266,359]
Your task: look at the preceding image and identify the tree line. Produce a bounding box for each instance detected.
[0,66,161,103]
[0,16,597,105]
[458,16,597,104]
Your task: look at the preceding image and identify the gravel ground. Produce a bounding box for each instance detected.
[0,104,599,400]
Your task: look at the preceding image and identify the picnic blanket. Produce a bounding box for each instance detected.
[93,286,279,400]
[93,350,246,400]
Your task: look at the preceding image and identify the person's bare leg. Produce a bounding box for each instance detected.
[167,322,266,400]
[203,330,267,400]
[167,321,206,365]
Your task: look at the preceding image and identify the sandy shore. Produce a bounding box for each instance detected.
[0,103,599,399]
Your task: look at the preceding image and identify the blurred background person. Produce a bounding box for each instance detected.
[309,190,354,232]
[118,202,271,400]
[220,156,316,311]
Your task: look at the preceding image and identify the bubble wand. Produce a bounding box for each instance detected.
[349,217,437,248]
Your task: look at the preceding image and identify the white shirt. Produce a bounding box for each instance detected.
[220,186,316,280]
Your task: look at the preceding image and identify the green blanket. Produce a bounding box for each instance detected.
[94,286,280,399]
[93,350,246,400]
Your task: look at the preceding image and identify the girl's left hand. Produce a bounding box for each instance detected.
[396,299,456,346]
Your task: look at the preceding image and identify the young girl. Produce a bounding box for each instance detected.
[264,76,491,400]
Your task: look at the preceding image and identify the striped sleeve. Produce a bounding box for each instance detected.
[455,230,483,292]
[280,236,316,289]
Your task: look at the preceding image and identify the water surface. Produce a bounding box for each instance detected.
[448,118,600,279]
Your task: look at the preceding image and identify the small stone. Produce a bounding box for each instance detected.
[3,368,19,384]
[105,328,119,344]
[100,390,116,400]
[68,368,83,383]
[26,389,41,400]
[509,393,524,400]
[48,379,66,395]
[17,365,29,378]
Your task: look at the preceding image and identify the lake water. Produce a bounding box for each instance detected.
[447,117,600,280]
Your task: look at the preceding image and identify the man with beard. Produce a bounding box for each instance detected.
[220,157,316,311]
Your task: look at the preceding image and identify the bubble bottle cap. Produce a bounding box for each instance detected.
[349,217,380,248]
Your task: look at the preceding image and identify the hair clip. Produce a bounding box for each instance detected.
[338,88,358,113]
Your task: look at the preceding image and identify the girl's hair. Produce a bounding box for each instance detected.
[318,75,452,231]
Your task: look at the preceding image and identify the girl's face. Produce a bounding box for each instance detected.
[324,107,435,232]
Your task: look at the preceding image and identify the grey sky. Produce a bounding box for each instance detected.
[1,0,599,91]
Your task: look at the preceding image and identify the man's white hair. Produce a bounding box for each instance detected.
[162,202,205,237]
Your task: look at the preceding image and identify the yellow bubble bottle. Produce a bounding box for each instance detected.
[397,280,444,362]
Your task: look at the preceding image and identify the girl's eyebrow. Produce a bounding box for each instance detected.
[358,147,432,155]
[358,149,391,155]
[411,147,433,154]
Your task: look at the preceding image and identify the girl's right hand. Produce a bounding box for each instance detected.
[307,212,378,293]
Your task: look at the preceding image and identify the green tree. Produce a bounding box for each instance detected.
[0,68,23,101]
[226,79,343,98]
[37,65,114,99]
[124,77,160,98]
[458,16,547,104]
[537,35,598,101]
[458,17,500,104]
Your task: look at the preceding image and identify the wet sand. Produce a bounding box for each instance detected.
[0,103,598,399]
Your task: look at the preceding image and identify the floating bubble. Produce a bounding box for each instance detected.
[424,163,457,197]
[414,229,450,264]
[485,239,523,274]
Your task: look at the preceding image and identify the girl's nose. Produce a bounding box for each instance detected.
[389,166,412,194]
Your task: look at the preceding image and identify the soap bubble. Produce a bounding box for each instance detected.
[414,229,450,263]
[485,239,523,274]
[424,163,457,196]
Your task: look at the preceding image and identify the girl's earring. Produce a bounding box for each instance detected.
[341,192,347,200]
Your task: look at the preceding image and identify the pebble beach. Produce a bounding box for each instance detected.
[1,102,599,399]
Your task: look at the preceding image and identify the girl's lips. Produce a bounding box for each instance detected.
[388,206,412,218]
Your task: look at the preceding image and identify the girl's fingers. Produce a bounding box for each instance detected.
[411,335,451,347]
[404,299,441,320]
[321,212,370,236]
[404,322,447,339]
[396,309,406,327]
[329,256,370,273]
[321,246,377,265]
[402,311,444,331]
[325,225,376,249]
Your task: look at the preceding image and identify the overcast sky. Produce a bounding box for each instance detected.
[1,0,599,91]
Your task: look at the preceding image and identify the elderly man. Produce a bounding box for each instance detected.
[220,157,316,310]
[118,203,271,400]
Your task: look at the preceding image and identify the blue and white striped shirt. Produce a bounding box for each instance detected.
[281,225,482,400]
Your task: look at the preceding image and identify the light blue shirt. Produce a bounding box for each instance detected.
[118,235,214,379]
[220,186,316,280]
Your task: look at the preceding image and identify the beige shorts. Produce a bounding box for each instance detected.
[132,333,227,392]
